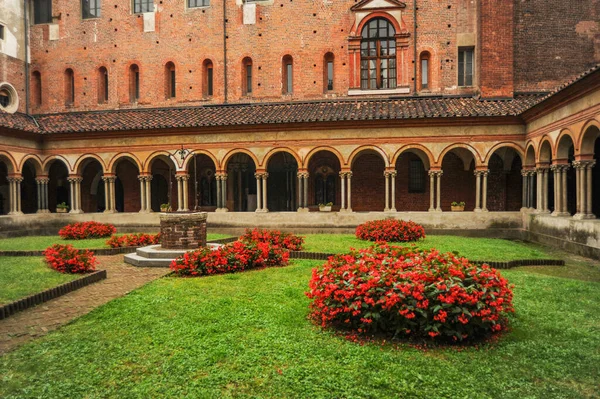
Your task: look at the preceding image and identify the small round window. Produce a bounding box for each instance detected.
[0,82,19,114]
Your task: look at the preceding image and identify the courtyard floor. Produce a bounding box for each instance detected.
[0,235,598,398]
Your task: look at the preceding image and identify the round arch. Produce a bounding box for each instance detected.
[538,139,553,164]
[483,142,524,165]
[304,146,345,169]
[392,144,434,170]
[0,151,17,173]
[42,155,71,175]
[144,151,178,174]
[74,154,107,175]
[556,130,576,160]
[437,143,482,167]
[524,143,536,167]
[182,149,219,171]
[18,154,43,175]
[262,148,302,169]
[355,12,402,36]
[348,145,389,168]
[579,119,600,155]
[108,153,143,174]
[221,149,259,171]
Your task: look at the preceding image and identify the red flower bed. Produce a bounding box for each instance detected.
[306,244,514,342]
[59,221,116,240]
[43,244,97,274]
[106,233,161,248]
[170,240,289,277]
[240,228,304,251]
[356,219,425,242]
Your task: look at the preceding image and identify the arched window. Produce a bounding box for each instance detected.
[419,51,430,90]
[64,68,74,106]
[203,59,213,97]
[98,66,108,104]
[360,18,396,90]
[129,64,140,103]
[32,71,42,106]
[242,57,253,96]
[324,52,334,92]
[282,55,293,94]
[165,62,176,99]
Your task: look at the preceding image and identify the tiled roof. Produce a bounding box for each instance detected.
[0,94,543,134]
[0,112,40,133]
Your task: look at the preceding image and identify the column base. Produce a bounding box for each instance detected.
[138,210,152,214]
[428,208,435,212]
[255,209,269,213]
[473,208,482,213]
[573,213,596,220]
[435,208,442,212]
[520,207,530,212]
[36,209,51,214]
[539,210,551,214]
[297,207,309,213]
[339,208,352,213]
[8,211,24,216]
[69,210,84,214]
[216,208,229,213]
[481,208,489,213]
[104,210,117,214]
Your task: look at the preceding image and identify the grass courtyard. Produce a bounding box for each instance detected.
[0,233,598,398]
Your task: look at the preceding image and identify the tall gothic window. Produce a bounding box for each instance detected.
[98,67,108,104]
[34,0,52,24]
[203,59,213,97]
[324,52,334,92]
[129,64,140,103]
[64,69,75,106]
[242,57,253,96]
[458,47,474,87]
[282,55,293,94]
[360,18,396,90]
[165,62,176,99]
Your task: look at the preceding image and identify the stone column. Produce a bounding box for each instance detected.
[181,175,189,212]
[428,171,435,212]
[346,171,352,212]
[220,173,227,212]
[389,171,397,212]
[521,170,528,211]
[528,171,536,210]
[254,172,262,212]
[551,165,560,216]
[573,161,583,218]
[586,161,595,217]
[339,172,346,211]
[35,177,50,213]
[481,171,489,212]
[297,173,303,210]
[474,171,482,212]
[262,172,268,212]
[138,175,146,212]
[384,171,390,211]
[102,176,116,213]
[7,176,23,215]
[436,171,442,211]
[216,174,223,209]
[542,168,550,213]
[67,177,83,214]
[146,175,152,212]
[561,165,568,215]
[303,173,309,209]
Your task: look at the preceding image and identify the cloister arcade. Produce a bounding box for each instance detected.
[0,122,597,219]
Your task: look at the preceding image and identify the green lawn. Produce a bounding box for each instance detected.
[0,233,233,251]
[0,257,78,305]
[302,234,555,262]
[1,259,598,398]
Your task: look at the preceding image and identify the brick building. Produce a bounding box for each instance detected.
[0,0,599,256]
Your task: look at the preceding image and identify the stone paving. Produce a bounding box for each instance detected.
[0,256,169,355]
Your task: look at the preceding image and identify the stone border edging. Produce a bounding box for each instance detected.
[207,237,239,244]
[288,251,565,269]
[0,247,139,257]
[0,270,107,320]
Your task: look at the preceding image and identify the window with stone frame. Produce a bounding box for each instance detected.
[188,0,209,7]
[324,52,334,92]
[458,47,474,87]
[360,18,397,90]
[282,55,293,94]
[133,0,153,14]
[82,0,101,19]
[33,0,52,24]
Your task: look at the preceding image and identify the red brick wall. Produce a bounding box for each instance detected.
[0,54,27,113]
[394,152,430,211]
[351,153,385,212]
[479,0,513,98]
[441,152,475,211]
[513,0,600,92]
[115,160,140,212]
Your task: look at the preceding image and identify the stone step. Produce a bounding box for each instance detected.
[136,245,187,259]
[124,253,174,268]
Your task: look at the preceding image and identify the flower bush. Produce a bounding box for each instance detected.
[106,233,161,248]
[356,219,425,242]
[240,228,304,251]
[59,221,116,240]
[170,240,289,277]
[42,244,97,274]
[306,244,514,342]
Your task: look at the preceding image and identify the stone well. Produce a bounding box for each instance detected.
[160,212,207,250]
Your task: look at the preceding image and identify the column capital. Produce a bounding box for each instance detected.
[7,176,24,183]
[176,174,191,181]
[384,170,397,178]
[254,172,268,179]
[35,177,50,184]
[339,171,353,178]
[102,175,116,182]
[297,171,309,179]
[428,170,443,177]
[573,160,596,169]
